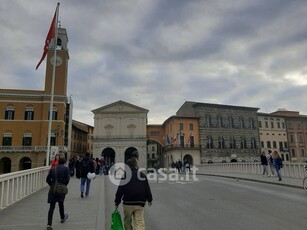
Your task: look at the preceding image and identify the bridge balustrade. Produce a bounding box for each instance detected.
[0,166,49,211]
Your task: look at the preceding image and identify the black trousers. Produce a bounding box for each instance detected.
[48,201,65,226]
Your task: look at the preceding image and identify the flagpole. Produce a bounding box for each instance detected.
[46,3,60,166]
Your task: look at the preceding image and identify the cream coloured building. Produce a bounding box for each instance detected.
[92,100,148,168]
[258,112,289,161]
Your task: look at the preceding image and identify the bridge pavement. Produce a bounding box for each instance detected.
[0,171,304,229]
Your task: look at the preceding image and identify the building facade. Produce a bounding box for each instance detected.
[258,112,289,161]
[70,120,94,159]
[177,101,260,163]
[0,27,71,173]
[92,100,148,168]
[271,110,307,162]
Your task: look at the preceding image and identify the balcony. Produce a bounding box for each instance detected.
[0,146,67,153]
[92,135,147,142]
[163,144,201,152]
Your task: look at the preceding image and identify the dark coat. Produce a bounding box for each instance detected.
[260,155,268,165]
[46,164,70,203]
[115,169,153,207]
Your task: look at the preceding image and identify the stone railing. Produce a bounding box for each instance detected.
[0,166,50,211]
[195,163,307,179]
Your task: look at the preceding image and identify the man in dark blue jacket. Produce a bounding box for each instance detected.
[115,157,153,230]
[78,152,95,198]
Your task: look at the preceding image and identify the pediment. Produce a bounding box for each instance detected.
[92,100,149,114]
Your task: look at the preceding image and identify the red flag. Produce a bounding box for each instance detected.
[36,10,56,70]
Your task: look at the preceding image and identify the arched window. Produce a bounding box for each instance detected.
[217,114,223,128]
[218,136,225,148]
[206,136,213,149]
[240,137,247,149]
[228,116,234,128]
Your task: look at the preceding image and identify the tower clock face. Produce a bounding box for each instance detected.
[50,56,63,66]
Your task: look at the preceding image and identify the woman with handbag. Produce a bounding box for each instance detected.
[46,157,70,230]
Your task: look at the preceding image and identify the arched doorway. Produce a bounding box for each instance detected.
[20,157,32,170]
[124,147,138,163]
[230,159,238,163]
[101,147,115,165]
[0,157,11,174]
[183,154,193,165]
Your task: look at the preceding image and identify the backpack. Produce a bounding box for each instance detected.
[80,159,90,175]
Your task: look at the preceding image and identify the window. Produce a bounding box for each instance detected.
[265,121,268,128]
[297,122,302,129]
[301,149,305,157]
[180,134,185,147]
[251,137,257,149]
[229,137,236,149]
[284,142,288,149]
[151,146,155,151]
[152,153,155,159]
[22,133,32,146]
[267,141,271,148]
[291,149,295,157]
[249,117,255,129]
[273,141,277,148]
[258,121,262,128]
[179,123,183,130]
[189,136,195,148]
[298,132,303,142]
[239,117,244,129]
[282,122,285,128]
[5,106,14,120]
[279,141,283,151]
[150,131,160,136]
[289,133,294,142]
[207,136,213,149]
[24,107,34,120]
[218,136,225,148]
[228,116,234,128]
[217,115,223,128]
[277,122,280,129]
[271,122,274,129]
[2,133,12,146]
[189,123,193,130]
[50,133,56,146]
[205,115,211,127]
[261,141,264,148]
[48,107,58,120]
[240,137,247,149]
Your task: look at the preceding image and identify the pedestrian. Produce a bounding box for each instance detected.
[68,157,75,176]
[46,157,70,230]
[272,150,283,181]
[77,152,95,198]
[260,151,269,177]
[115,157,153,230]
[267,150,275,176]
[50,153,60,168]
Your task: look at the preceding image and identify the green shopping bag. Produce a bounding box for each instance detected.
[111,208,123,230]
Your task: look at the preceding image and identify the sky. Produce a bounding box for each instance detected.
[1,0,307,126]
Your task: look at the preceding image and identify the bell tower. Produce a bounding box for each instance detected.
[44,27,69,96]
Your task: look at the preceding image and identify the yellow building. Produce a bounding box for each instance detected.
[0,28,71,173]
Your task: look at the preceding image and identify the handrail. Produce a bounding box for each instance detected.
[195,163,307,179]
[0,166,50,211]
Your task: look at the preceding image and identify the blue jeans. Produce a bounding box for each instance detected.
[80,177,91,196]
[274,165,282,180]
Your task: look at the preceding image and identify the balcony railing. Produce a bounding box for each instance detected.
[163,144,201,152]
[93,135,147,142]
[0,146,67,153]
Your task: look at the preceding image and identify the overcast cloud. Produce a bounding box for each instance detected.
[1,0,307,126]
